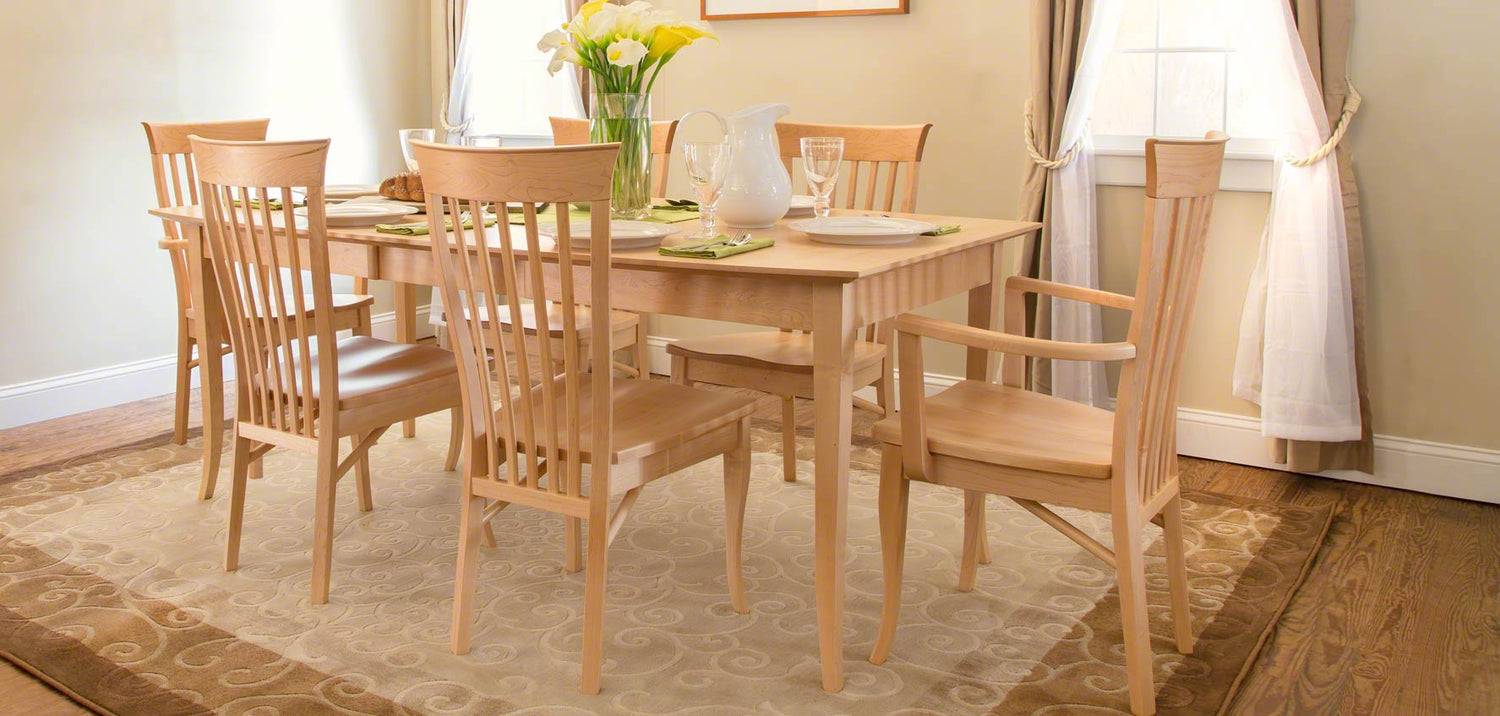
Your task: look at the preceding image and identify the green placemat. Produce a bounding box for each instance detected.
[510,204,699,225]
[924,224,961,236]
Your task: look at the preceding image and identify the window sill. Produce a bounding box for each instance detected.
[1094,146,1274,193]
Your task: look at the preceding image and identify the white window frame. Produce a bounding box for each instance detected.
[1092,3,1276,192]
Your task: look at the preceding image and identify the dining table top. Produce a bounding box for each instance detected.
[150,204,1040,282]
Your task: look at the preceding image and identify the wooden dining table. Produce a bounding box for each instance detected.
[150,202,1038,692]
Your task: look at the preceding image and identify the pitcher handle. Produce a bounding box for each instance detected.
[676,109,728,142]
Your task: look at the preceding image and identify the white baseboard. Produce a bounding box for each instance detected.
[646,336,1500,504]
[0,305,431,431]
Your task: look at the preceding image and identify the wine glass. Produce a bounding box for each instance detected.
[682,141,732,239]
[800,137,844,219]
[399,128,436,171]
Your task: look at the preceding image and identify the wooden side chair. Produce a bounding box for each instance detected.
[867,133,1229,716]
[143,120,373,464]
[192,136,464,605]
[549,116,680,198]
[666,121,933,483]
[415,140,757,694]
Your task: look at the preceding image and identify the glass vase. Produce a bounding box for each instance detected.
[590,93,652,220]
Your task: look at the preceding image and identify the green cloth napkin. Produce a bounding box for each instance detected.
[541,204,700,224]
[659,236,775,259]
[234,198,305,210]
[923,224,962,236]
[375,216,497,235]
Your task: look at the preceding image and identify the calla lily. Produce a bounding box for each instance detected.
[547,45,581,75]
[606,38,648,67]
[647,23,716,61]
[576,0,609,23]
[537,28,568,52]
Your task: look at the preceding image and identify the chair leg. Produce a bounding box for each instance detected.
[445,407,463,472]
[309,438,340,605]
[633,320,650,378]
[353,431,374,513]
[249,454,264,480]
[780,396,798,483]
[723,418,752,614]
[450,491,485,655]
[173,330,192,446]
[565,517,583,573]
[958,490,986,592]
[869,443,909,665]
[1162,494,1194,654]
[223,434,254,571]
[670,354,689,385]
[579,505,610,694]
[1113,511,1158,716]
[874,356,895,419]
[354,305,372,338]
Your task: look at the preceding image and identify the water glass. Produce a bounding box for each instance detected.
[399,128,436,171]
[682,141,732,239]
[800,137,844,219]
[462,134,504,148]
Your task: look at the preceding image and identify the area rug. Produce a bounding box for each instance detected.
[0,414,1331,715]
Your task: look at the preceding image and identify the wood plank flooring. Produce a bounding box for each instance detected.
[1,387,1495,714]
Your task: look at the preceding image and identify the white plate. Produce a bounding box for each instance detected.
[539,220,674,249]
[785,195,816,216]
[296,202,417,227]
[325,184,382,200]
[788,216,938,245]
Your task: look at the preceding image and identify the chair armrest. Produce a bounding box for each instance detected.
[1005,276,1135,312]
[896,314,1136,363]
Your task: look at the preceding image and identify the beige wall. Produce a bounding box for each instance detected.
[647,0,1500,451]
[0,0,431,386]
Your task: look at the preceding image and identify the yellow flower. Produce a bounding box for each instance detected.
[647,23,716,61]
[577,0,609,23]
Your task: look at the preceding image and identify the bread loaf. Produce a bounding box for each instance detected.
[379,172,425,202]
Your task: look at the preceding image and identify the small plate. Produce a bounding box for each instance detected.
[325,184,382,200]
[785,195,816,217]
[788,216,938,246]
[539,220,674,249]
[297,202,417,227]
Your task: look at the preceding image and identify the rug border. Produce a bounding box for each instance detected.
[1,647,115,716]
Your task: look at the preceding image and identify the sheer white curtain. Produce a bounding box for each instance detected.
[1231,1,1361,441]
[443,0,583,144]
[1047,0,1123,407]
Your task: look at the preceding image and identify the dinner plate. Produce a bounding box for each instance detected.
[324,184,382,200]
[788,216,938,245]
[296,202,417,227]
[539,220,674,249]
[784,195,816,217]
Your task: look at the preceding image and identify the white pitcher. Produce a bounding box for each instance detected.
[679,103,791,228]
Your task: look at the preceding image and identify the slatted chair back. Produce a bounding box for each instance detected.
[1113,132,1228,511]
[143,119,271,314]
[550,116,678,197]
[415,141,620,514]
[191,136,336,441]
[776,121,933,213]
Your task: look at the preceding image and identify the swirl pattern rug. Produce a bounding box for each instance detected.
[0,414,1330,715]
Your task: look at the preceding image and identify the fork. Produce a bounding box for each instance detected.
[724,231,753,247]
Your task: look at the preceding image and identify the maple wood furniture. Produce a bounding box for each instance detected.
[867,133,1228,715]
[143,120,373,493]
[151,196,1038,692]
[667,122,933,484]
[191,136,463,605]
[549,116,679,198]
[415,140,757,693]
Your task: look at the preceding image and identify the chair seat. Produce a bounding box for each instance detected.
[666,331,886,374]
[299,336,460,410]
[491,303,638,338]
[518,379,756,464]
[186,293,373,322]
[873,381,1115,479]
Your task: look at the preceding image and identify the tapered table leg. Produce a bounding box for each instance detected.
[187,223,226,499]
[395,282,418,438]
[811,282,856,692]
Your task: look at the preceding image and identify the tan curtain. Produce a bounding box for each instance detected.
[1279,0,1374,473]
[566,0,593,114]
[445,0,467,85]
[1017,0,1096,394]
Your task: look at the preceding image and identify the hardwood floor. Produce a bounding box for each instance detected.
[1,387,1495,714]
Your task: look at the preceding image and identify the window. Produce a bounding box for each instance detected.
[458,0,584,143]
[1091,0,1278,190]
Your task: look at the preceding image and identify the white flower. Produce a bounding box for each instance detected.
[606,38,648,67]
[582,4,623,42]
[537,28,568,52]
[547,45,581,75]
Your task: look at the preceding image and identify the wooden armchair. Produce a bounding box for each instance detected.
[868,133,1229,716]
[191,136,463,604]
[414,140,758,694]
[667,121,933,483]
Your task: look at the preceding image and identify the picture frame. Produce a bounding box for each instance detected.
[701,0,909,21]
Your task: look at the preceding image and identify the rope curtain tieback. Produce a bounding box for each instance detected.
[440,103,470,137]
[1023,98,1082,171]
[1284,78,1362,167]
